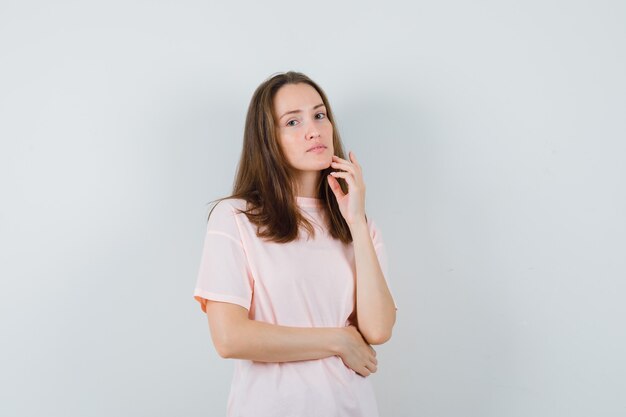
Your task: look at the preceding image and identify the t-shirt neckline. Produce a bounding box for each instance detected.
[296,196,323,207]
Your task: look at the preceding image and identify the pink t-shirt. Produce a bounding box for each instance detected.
[193,196,398,417]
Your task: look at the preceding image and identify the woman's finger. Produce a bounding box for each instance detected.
[330,161,355,175]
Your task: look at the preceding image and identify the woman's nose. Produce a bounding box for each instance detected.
[307,129,320,139]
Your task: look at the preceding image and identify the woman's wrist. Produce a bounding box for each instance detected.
[329,327,346,357]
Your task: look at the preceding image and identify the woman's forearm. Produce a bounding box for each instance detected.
[350,218,396,344]
[225,319,344,362]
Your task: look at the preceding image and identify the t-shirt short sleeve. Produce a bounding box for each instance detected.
[369,218,398,310]
[193,200,254,314]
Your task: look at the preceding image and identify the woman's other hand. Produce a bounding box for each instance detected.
[337,324,378,377]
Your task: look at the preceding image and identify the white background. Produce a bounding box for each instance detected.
[1,0,625,416]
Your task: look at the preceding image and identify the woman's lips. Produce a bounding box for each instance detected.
[307,145,327,153]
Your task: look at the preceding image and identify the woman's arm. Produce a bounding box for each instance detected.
[204,299,380,377]
[326,151,396,345]
[204,299,343,362]
[350,219,397,345]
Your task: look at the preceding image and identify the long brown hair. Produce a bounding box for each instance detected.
[206,70,366,244]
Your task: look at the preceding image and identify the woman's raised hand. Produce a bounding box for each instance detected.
[337,324,378,377]
[327,151,367,227]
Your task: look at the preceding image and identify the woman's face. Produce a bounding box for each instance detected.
[273,83,334,174]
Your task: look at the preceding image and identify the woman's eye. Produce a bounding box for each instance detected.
[286,113,325,127]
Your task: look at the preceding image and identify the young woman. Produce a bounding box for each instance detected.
[193,71,398,417]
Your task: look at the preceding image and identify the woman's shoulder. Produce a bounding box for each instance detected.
[209,197,248,217]
[213,197,248,211]
[365,215,386,247]
[206,198,245,223]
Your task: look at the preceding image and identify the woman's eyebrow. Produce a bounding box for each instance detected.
[280,103,325,120]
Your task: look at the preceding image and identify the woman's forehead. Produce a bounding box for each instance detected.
[274,84,324,118]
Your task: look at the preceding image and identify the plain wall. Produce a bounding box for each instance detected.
[1,0,625,416]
